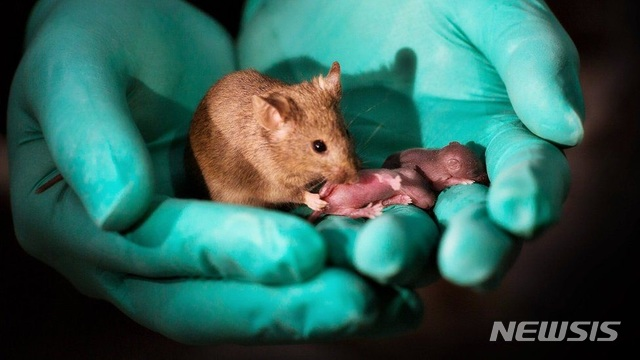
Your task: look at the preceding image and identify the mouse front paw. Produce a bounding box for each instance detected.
[304,192,328,211]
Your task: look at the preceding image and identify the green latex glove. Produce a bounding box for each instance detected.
[7,0,422,344]
[238,0,584,287]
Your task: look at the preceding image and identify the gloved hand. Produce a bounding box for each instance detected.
[238,0,584,288]
[7,0,422,344]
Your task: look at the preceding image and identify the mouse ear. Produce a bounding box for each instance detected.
[317,61,342,98]
[253,93,292,135]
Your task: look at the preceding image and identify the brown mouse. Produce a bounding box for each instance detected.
[185,61,360,210]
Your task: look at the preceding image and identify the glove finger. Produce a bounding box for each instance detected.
[485,126,571,237]
[455,0,585,146]
[434,184,521,287]
[317,205,440,286]
[125,197,327,284]
[110,268,423,344]
[15,29,153,231]
[16,0,235,231]
[12,163,327,285]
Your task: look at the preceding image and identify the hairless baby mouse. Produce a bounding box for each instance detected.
[308,166,435,221]
[185,61,360,210]
[382,141,489,191]
[309,142,488,220]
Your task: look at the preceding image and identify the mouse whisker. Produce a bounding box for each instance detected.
[356,123,384,152]
[359,159,375,167]
[306,177,327,193]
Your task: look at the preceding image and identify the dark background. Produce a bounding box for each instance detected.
[2,1,638,358]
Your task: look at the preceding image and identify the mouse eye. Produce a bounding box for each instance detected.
[312,140,327,153]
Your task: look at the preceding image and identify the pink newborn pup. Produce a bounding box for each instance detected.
[309,142,489,221]
[383,141,489,191]
[308,167,435,221]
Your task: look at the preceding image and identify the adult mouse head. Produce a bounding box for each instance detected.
[252,62,360,186]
